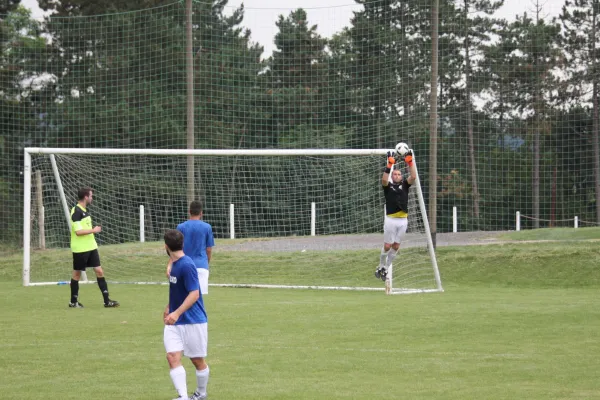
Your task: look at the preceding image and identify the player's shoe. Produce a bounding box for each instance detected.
[190,390,207,400]
[68,301,84,308]
[374,265,384,279]
[374,266,387,281]
[104,299,120,308]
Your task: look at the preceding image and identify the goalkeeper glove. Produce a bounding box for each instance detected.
[404,150,414,167]
[386,151,395,168]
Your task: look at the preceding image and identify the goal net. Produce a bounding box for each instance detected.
[23,148,442,294]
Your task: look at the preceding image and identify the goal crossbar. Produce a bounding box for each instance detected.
[24,148,390,156]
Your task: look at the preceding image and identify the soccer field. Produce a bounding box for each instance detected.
[1,232,600,399]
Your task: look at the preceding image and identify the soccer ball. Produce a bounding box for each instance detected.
[395,142,410,157]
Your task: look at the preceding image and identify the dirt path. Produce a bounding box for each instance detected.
[218,231,510,252]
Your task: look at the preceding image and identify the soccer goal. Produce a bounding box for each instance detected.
[23,147,442,294]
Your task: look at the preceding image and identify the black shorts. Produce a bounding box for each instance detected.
[72,249,101,271]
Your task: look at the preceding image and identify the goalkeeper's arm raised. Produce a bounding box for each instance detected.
[404,150,416,185]
[381,151,395,186]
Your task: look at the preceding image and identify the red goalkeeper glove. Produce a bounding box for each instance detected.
[404,150,413,167]
[386,151,395,169]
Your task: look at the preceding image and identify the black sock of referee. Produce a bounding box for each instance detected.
[70,279,79,304]
[97,277,110,304]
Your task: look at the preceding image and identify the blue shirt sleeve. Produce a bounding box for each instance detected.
[207,225,215,247]
[183,260,200,292]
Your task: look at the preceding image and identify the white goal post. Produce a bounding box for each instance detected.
[23,147,443,294]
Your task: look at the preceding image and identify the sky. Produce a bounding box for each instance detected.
[21,0,567,56]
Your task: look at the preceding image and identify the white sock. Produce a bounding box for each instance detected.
[169,366,188,399]
[379,247,387,268]
[195,366,210,396]
[386,249,398,268]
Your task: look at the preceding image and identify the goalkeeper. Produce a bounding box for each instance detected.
[375,148,416,281]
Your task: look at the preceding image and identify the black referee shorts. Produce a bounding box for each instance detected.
[72,249,101,271]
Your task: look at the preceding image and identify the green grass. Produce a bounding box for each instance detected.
[1,231,600,399]
[2,240,420,288]
[499,226,600,241]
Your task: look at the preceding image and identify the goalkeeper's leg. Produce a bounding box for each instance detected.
[375,244,391,280]
[376,217,396,280]
[376,218,407,280]
[386,218,407,269]
[386,246,399,268]
[378,246,389,269]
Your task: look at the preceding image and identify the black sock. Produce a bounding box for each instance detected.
[97,277,110,304]
[70,279,79,303]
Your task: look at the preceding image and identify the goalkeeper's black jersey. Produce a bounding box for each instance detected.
[383,180,411,216]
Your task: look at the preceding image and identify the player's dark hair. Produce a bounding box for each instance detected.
[78,187,93,200]
[189,200,203,216]
[164,229,184,252]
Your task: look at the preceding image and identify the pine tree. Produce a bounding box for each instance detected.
[347,0,432,148]
[482,10,561,227]
[38,0,172,16]
[455,0,504,223]
[192,0,264,148]
[263,8,329,147]
[560,0,600,223]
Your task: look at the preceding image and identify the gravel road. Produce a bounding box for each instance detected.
[218,231,510,252]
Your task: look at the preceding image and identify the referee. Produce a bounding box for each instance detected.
[69,187,119,308]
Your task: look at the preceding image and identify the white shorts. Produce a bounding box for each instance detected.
[198,268,209,295]
[383,216,408,244]
[164,323,208,358]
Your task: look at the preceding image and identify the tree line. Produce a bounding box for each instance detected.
[1,0,599,247]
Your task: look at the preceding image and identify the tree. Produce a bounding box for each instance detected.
[481,10,562,227]
[0,4,47,244]
[346,0,433,148]
[0,0,21,44]
[560,0,600,223]
[192,0,265,149]
[455,0,504,224]
[38,0,266,152]
[38,0,172,16]
[262,9,328,147]
[39,5,188,149]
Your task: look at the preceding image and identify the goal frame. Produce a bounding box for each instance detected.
[22,147,443,294]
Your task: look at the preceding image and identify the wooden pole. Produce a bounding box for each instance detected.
[429,0,439,247]
[186,0,195,204]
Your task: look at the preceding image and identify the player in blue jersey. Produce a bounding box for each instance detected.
[163,229,210,400]
[167,200,215,295]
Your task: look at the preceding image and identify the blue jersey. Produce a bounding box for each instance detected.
[168,255,207,325]
[177,220,215,270]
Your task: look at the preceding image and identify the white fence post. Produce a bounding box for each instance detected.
[139,205,145,243]
[516,211,521,231]
[574,216,578,228]
[230,204,235,239]
[452,206,457,233]
[311,202,316,236]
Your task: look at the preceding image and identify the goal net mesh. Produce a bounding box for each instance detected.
[28,152,440,292]
[3,0,596,261]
